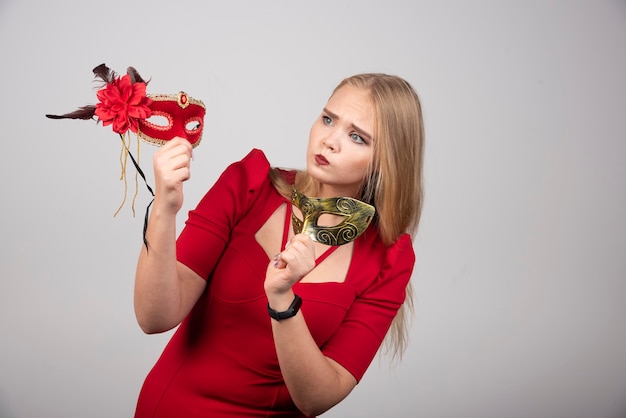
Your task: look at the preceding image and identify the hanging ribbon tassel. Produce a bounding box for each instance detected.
[115,133,155,251]
[130,134,141,218]
[114,132,130,217]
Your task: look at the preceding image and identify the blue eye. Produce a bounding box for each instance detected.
[322,115,332,125]
[350,132,365,144]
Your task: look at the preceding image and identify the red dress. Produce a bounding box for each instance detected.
[135,149,415,417]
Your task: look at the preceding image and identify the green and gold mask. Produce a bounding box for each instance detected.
[291,189,375,246]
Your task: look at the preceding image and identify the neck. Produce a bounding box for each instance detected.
[317,183,360,199]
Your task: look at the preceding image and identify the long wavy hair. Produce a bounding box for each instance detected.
[270,73,424,358]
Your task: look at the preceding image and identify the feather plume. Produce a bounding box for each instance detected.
[92,63,116,86]
[46,105,96,120]
[127,66,148,84]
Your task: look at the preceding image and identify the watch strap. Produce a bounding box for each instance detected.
[268,294,302,321]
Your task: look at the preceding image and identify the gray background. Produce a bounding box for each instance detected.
[1,1,625,417]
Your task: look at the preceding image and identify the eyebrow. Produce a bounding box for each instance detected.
[323,107,373,142]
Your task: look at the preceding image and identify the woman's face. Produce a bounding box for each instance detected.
[306,85,374,198]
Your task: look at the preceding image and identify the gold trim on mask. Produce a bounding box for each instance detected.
[291,189,375,246]
[148,91,206,108]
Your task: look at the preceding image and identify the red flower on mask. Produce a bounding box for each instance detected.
[95,74,152,134]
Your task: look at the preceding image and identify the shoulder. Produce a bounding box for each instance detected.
[222,149,298,185]
[385,233,415,264]
[227,148,270,174]
[361,232,415,288]
[352,231,414,284]
[379,233,415,285]
[380,234,415,292]
[215,148,272,190]
[358,229,414,260]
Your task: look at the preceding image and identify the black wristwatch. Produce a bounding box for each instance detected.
[268,294,302,321]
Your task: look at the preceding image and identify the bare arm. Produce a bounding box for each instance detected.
[269,294,357,416]
[265,235,358,416]
[134,137,206,334]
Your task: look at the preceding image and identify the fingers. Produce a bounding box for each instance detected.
[155,137,192,164]
[152,137,193,214]
[264,234,315,296]
[154,138,193,182]
[273,234,315,275]
[160,136,193,154]
[265,234,315,295]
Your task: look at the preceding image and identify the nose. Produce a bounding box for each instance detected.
[323,131,340,152]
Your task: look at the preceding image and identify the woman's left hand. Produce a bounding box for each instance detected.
[264,234,315,297]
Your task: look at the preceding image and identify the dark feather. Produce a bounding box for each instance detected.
[46,105,96,120]
[127,66,148,84]
[92,63,116,86]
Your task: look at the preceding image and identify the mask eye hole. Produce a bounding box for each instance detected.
[317,213,348,227]
[186,120,202,132]
[143,113,172,130]
[185,117,204,134]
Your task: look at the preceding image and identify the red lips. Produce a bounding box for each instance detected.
[315,154,329,165]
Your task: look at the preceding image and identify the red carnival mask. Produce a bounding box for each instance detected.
[45,63,206,147]
[138,92,206,148]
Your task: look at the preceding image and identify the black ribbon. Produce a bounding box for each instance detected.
[119,134,154,251]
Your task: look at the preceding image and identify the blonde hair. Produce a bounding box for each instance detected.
[271,73,424,358]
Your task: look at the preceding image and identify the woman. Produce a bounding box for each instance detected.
[134,73,424,417]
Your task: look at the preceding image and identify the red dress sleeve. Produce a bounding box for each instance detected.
[321,233,415,382]
[176,149,270,280]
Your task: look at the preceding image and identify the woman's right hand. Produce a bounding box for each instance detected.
[152,137,193,215]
